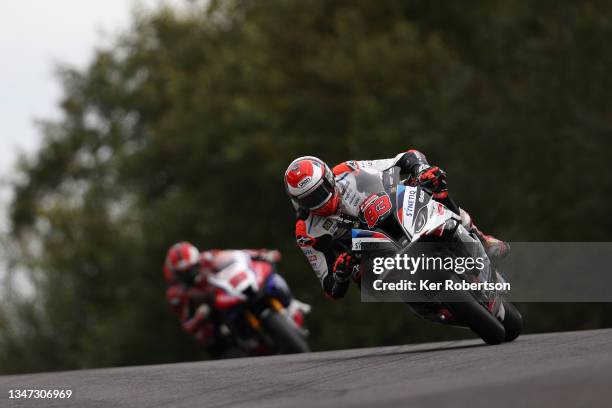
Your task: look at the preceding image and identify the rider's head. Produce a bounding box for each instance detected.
[165,242,201,285]
[284,156,340,216]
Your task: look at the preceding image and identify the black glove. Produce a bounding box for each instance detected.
[417,166,448,197]
[332,252,359,282]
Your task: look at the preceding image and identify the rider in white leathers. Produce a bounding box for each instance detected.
[284,150,509,299]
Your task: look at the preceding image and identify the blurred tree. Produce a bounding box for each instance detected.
[2,0,612,373]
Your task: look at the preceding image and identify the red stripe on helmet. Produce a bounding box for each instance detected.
[169,244,181,266]
[180,244,191,264]
[286,160,314,188]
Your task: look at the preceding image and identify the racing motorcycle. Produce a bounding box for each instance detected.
[351,166,522,345]
[207,258,311,354]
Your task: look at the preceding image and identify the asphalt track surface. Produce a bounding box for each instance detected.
[2,329,612,408]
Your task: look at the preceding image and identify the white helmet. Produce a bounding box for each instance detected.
[284,156,340,215]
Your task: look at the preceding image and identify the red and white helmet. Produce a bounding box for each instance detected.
[284,156,340,216]
[165,242,201,284]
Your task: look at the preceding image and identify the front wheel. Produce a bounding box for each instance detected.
[261,311,310,354]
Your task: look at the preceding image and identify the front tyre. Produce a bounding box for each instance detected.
[261,311,310,354]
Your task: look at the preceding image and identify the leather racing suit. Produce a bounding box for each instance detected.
[293,150,500,299]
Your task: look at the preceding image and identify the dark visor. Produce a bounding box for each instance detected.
[296,179,333,210]
[178,264,199,285]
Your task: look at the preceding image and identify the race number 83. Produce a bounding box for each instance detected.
[361,192,392,229]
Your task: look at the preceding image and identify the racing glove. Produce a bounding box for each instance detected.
[182,303,212,334]
[195,304,211,319]
[249,249,282,263]
[332,252,359,282]
[262,249,282,263]
[417,166,448,199]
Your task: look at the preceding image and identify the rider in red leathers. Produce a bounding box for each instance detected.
[283,151,510,299]
[164,242,306,353]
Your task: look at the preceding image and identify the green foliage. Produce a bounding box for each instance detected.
[2,0,612,373]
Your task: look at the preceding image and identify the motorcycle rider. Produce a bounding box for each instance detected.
[283,150,510,299]
[164,242,307,352]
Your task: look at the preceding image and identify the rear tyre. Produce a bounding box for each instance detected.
[444,288,506,345]
[501,301,523,342]
[262,311,310,354]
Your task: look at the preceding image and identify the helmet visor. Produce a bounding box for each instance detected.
[295,178,334,210]
[178,264,199,285]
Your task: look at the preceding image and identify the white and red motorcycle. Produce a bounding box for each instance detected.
[207,257,311,354]
[351,166,522,345]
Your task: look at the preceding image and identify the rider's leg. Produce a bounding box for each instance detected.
[431,191,509,260]
[459,208,510,260]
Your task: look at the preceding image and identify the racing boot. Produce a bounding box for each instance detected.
[288,299,311,336]
[459,209,510,261]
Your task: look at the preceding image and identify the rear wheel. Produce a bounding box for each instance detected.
[261,311,310,354]
[501,301,523,342]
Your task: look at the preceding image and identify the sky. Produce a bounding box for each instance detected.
[0,0,184,292]
[0,1,189,222]
[0,1,133,179]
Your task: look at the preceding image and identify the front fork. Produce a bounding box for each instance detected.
[245,297,285,331]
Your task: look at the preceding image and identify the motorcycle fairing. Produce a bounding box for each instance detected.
[351,229,398,252]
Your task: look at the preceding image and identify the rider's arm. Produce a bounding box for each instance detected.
[340,150,430,179]
[244,249,282,264]
[335,149,457,215]
[165,284,186,314]
[165,268,204,325]
[180,292,213,334]
[295,214,350,299]
[390,151,460,212]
